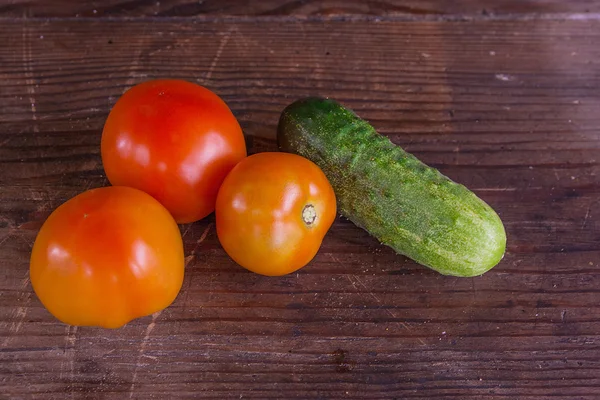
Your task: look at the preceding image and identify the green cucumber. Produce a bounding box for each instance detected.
[277,97,506,277]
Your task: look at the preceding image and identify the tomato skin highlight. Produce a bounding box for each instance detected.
[216,152,336,276]
[101,79,247,223]
[29,186,184,328]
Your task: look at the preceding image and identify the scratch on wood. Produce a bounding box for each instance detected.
[206,272,216,304]
[185,223,214,305]
[184,254,195,268]
[344,270,426,346]
[148,44,172,57]
[180,259,195,311]
[471,278,482,332]
[180,223,212,308]
[202,30,232,84]
[59,325,70,380]
[59,325,78,387]
[0,222,36,250]
[185,223,213,266]
[148,37,194,56]
[181,224,193,240]
[345,275,359,292]
[9,304,28,335]
[83,178,95,192]
[21,22,38,133]
[15,232,34,250]
[2,275,31,348]
[129,310,162,398]
[582,205,591,229]
[233,29,275,55]
[0,214,16,229]
[125,31,149,90]
[20,276,29,290]
[0,234,12,248]
[196,223,212,247]
[0,137,13,148]
[68,325,78,393]
[453,146,461,165]
[298,21,307,37]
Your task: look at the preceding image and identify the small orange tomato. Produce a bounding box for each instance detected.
[101,79,247,223]
[30,186,184,328]
[216,152,336,276]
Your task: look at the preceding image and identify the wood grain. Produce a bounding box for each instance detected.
[1,0,599,18]
[1,12,600,400]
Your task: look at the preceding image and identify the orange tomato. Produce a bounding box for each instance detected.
[101,79,247,223]
[30,186,184,328]
[216,152,336,276]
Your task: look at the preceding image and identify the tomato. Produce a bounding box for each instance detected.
[30,186,184,328]
[216,152,336,276]
[101,79,247,223]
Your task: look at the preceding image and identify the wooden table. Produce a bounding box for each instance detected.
[1,1,599,398]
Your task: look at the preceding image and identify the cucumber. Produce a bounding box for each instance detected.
[277,98,506,277]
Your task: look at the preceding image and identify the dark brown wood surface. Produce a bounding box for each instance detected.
[1,1,600,399]
[2,0,600,17]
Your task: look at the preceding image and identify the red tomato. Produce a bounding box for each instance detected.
[30,186,184,328]
[216,152,336,276]
[101,79,247,223]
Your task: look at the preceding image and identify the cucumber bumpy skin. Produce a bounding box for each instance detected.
[277,98,506,277]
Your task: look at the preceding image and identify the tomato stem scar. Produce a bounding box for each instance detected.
[302,204,317,225]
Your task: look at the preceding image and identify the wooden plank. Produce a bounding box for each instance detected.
[0,0,599,18]
[1,18,599,399]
